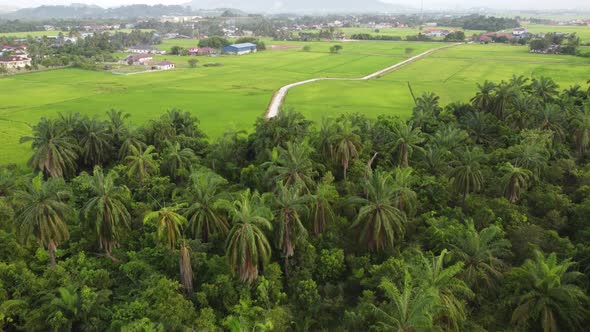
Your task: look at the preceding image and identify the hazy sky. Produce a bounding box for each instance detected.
[1,0,587,10]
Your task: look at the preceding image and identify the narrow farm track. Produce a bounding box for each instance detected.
[265,43,463,118]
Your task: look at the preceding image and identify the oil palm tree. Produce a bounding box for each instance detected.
[78,117,112,167]
[391,167,418,217]
[570,110,590,157]
[506,94,538,130]
[224,190,273,283]
[14,174,72,267]
[494,83,517,120]
[266,181,309,276]
[370,272,438,331]
[182,170,229,242]
[449,222,511,292]
[265,141,318,193]
[82,166,131,260]
[500,162,533,203]
[143,205,193,295]
[430,125,468,153]
[537,104,565,142]
[449,147,486,205]
[416,250,474,331]
[118,130,146,160]
[350,171,407,251]
[332,120,362,180]
[470,81,496,113]
[160,141,195,183]
[309,173,338,235]
[511,251,589,332]
[20,118,79,178]
[530,77,559,103]
[391,120,424,168]
[510,142,549,179]
[105,109,130,145]
[315,117,338,163]
[124,145,158,183]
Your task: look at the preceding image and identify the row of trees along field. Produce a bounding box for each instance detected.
[2,76,590,331]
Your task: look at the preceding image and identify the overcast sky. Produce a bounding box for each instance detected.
[1,0,588,10]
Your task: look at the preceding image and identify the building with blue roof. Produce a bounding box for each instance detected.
[222,43,257,55]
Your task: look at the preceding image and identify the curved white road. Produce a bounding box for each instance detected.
[265,43,462,118]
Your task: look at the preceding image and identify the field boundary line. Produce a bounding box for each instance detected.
[265,43,463,118]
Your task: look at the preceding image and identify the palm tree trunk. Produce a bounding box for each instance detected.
[48,239,57,268]
[180,243,194,296]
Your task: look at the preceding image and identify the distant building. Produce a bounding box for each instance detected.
[512,28,529,37]
[155,61,175,70]
[125,45,166,55]
[188,47,217,56]
[222,43,257,55]
[125,54,152,65]
[423,29,451,37]
[424,22,438,27]
[0,55,31,69]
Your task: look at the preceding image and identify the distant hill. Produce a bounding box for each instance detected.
[185,0,414,13]
[2,4,194,19]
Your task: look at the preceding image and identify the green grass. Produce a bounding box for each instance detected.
[284,44,590,124]
[0,40,437,165]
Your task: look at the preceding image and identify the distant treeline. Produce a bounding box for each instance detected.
[435,15,519,31]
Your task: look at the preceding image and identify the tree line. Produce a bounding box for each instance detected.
[1,76,590,330]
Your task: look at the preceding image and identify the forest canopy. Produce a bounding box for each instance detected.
[1,76,590,331]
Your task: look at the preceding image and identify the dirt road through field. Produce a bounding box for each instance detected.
[265,43,462,118]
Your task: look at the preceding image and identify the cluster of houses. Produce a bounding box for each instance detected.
[423,29,453,38]
[122,54,175,71]
[0,45,31,70]
[125,45,166,55]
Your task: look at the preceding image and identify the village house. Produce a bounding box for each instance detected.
[223,43,257,55]
[188,47,217,56]
[125,45,166,55]
[124,54,152,65]
[0,55,32,69]
[155,61,175,70]
[423,29,451,37]
[512,27,529,37]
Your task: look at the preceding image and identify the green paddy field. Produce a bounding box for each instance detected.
[1,39,589,165]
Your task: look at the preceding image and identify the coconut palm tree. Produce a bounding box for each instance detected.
[224,190,273,283]
[392,120,424,168]
[511,251,589,332]
[309,173,338,236]
[182,170,229,242]
[449,222,511,292]
[20,118,79,178]
[160,141,195,183]
[449,147,486,205]
[78,117,112,167]
[14,174,72,267]
[332,120,362,180]
[470,81,496,113]
[124,145,158,183]
[350,171,407,251]
[265,142,318,193]
[370,272,438,331]
[500,162,533,203]
[143,205,193,295]
[266,181,309,276]
[416,250,474,331]
[82,166,131,260]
